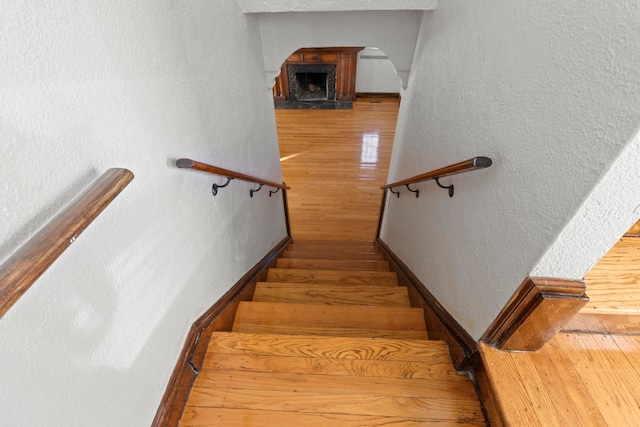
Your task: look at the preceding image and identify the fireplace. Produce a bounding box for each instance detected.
[288,64,336,102]
[273,47,364,110]
[296,73,328,100]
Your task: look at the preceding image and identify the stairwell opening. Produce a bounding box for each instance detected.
[273,46,402,242]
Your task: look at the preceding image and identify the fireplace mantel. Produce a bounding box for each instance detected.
[273,47,364,107]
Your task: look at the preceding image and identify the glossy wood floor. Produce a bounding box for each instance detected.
[581,220,640,316]
[276,98,399,241]
[479,220,640,426]
[480,330,640,426]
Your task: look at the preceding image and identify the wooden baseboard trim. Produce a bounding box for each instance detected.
[482,277,588,351]
[356,92,400,98]
[375,238,476,370]
[151,236,291,427]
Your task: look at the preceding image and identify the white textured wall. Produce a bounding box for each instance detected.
[382,0,640,340]
[356,48,402,93]
[258,11,423,88]
[0,1,285,426]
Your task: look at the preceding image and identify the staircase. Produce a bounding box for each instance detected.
[178,240,485,426]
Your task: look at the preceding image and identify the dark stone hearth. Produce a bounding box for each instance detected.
[274,100,353,110]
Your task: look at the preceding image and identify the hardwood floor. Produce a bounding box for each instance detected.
[276,98,399,241]
[480,332,640,426]
[478,220,640,426]
[627,219,640,235]
[571,220,640,332]
[582,226,640,315]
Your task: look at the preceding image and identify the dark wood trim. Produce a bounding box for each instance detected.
[381,157,492,190]
[375,238,477,370]
[272,64,289,102]
[375,191,387,239]
[355,92,400,99]
[151,236,291,427]
[482,277,588,351]
[176,158,290,190]
[0,168,134,318]
[289,47,364,56]
[282,187,292,240]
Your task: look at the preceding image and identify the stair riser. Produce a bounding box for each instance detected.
[267,268,398,286]
[253,283,411,307]
[232,302,428,340]
[284,250,384,261]
[276,258,390,271]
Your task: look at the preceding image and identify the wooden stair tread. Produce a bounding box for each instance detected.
[232,302,428,339]
[179,407,487,427]
[203,352,462,380]
[292,239,376,246]
[267,268,398,286]
[194,370,479,400]
[284,249,384,261]
[277,257,390,271]
[253,282,411,306]
[287,244,379,253]
[232,325,427,340]
[182,388,483,423]
[180,333,484,425]
[209,332,448,362]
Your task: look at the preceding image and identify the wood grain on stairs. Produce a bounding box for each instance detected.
[232,302,429,339]
[290,239,378,247]
[266,268,398,286]
[203,352,461,381]
[183,388,482,421]
[179,332,484,427]
[276,257,391,271]
[208,332,447,362]
[253,282,411,306]
[195,370,479,400]
[177,235,485,426]
[179,408,487,427]
[285,246,380,256]
[284,249,384,260]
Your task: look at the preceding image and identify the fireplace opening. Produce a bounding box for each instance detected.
[280,62,338,109]
[296,72,328,101]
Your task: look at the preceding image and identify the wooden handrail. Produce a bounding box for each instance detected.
[381,156,492,190]
[176,158,290,190]
[0,168,134,318]
[376,156,492,239]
